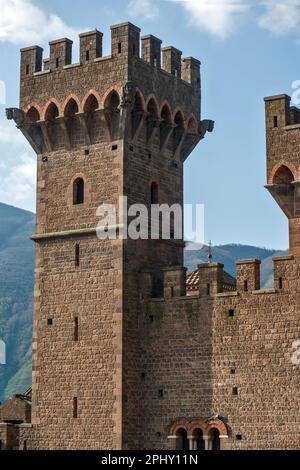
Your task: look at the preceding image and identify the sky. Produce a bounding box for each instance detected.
[1,0,300,249]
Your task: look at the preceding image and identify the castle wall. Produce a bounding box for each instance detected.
[141,257,300,450]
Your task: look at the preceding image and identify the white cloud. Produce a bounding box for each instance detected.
[0,152,36,205]
[128,0,160,20]
[0,119,36,209]
[0,119,25,146]
[169,0,249,38]
[0,0,81,45]
[259,0,300,35]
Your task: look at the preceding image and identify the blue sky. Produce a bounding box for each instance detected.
[1,0,300,249]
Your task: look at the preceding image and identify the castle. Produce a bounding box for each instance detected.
[0,22,299,450]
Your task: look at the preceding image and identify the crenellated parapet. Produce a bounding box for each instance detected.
[12,22,214,159]
[19,22,202,117]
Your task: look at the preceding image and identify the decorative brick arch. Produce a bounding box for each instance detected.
[185,113,198,132]
[134,88,146,111]
[169,417,228,439]
[62,94,81,116]
[42,98,61,120]
[187,419,206,436]
[67,173,91,209]
[173,107,185,124]
[101,85,121,109]
[145,94,159,116]
[206,419,228,438]
[169,419,189,436]
[268,161,297,185]
[82,90,101,112]
[24,102,42,120]
[159,100,173,124]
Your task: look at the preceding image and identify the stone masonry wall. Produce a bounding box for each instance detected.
[141,256,300,450]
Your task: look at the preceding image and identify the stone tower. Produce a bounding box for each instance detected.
[7,23,212,449]
[265,94,300,255]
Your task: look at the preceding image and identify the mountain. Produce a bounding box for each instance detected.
[0,202,287,401]
[185,243,287,287]
[0,202,35,402]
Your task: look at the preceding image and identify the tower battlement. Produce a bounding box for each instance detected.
[20,22,201,119]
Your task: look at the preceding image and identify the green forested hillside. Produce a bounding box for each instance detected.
[0,202,35,402]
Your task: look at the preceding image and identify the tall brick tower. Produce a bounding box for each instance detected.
[7,23,212,449]
[265,94,300,255]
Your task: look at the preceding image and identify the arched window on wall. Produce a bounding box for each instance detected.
[73,178,84,205]
[210,429,221,450]
[193,429,205,450]
[176,428,189,451]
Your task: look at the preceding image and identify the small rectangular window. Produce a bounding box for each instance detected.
[118,42,122,54]
[86,50,90,61]
[273,116,278,128]
[170,286,174,297]
[112,144,118,151]
[74,316,79,342]
[244,280,248,292]
[229,309,235,318]
[73,397,78,418]
[26,64,30,75]
[232,387,238,396]
[230,368,236,375]
[236,434,242,441]
[149,315,154,323]
[56,58,59,68]
[206,283,210,295]
[75,244,80,267]
[47,318,53,326]
[279,277,283,290]
[158,389,164,398]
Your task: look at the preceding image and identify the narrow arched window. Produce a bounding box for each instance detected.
[73,178,84,205]
[150,182,158,205]
[176,428,189,451]
[211,429,221,450]
[193,429,205,450]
